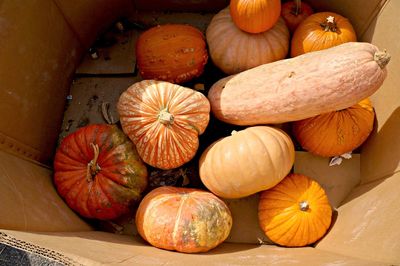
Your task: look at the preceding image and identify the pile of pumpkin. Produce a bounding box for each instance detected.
[53,0,390,254]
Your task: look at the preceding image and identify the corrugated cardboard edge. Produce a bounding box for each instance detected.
[0,231,82,266]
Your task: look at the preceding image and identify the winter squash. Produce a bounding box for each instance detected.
[291,12,356,57]
[230,0,281,34]
[53,124,148,220]
[117,80,210,170]
[206,8,289,74]
[293,98,375,157]
[281,0,313,33]
[136,186,232,253]
[199,126,295,199]
[208,42,390,125]
[258,173,332,247]
[136,24,208,84]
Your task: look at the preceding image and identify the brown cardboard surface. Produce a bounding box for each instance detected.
[75,29,139,75]
[0,0,83,164]
[294,151,360,208]
[306,0,386,37]
[358,0,400,184]
[223,194,273,245]
[133,0,228,12]
[316,171,400,264]
[53,0,135,49]
[0,151,91,232]
[58,77,141,143]
[0,230,384,265]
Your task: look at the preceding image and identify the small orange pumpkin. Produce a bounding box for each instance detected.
[291,11,357,57]
[292,98,375,157]
[258,173,332,247]
[136,24,208,84]
[230,0,281,34]
[206,8,289,74]
[117,80,210,170]
[136,186,232,253]
[281,0,313,34]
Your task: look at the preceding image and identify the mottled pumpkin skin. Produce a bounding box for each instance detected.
[136,186,232,253]
[54,124,148,220]
[281,0,313,34]
[117,80,210,170]
[230,0,281,33]
[199,126,295,199]
[258,174,332,247]
[293,98,375,157]
[291,11,356,57]
[207,7,289,74]
[136,24,208,84]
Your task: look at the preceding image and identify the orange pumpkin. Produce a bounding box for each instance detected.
[281,0,313,34]
[206,7,289,74]
[259,173,332,247]
[117,80,210,170]
[291,12,357,57]
[136,24,208,84]
[230,0,281,33]
[292,98,375,157]
[199,126,295,199]
[136,186,232,253]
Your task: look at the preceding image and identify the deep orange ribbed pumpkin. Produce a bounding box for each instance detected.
[259,173,332,247]
[54,124,148,220]
[136,186,232,253]
[292,98,375,157]
[291,11,357,57]
[117,80,210,170]
[230,0,281,33]
[281,0,313,34]
[136,24,208,84]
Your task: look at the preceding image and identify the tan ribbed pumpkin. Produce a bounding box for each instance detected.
[199,126,295,199]
[206,7,289,74]
[292,98,375,157]
[117,80,210,170]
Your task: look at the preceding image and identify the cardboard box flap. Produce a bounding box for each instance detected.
[0,150,91,232]
[0,230,384,265]
[316,171,400,264]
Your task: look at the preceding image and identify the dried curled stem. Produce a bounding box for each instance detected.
[86,143,100,182]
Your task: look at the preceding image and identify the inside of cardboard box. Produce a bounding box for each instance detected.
[0,0,399,264]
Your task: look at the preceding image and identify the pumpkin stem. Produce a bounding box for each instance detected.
[86,143,101,182]
[299,201,309,211]
[158,108,174,126]
[291,0,302,16]
[374,50,391,69]
[320,16,340,33]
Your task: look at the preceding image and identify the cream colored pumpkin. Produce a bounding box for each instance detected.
[199,126,295,199]
[206,7,289,75]
[208,42,390,125]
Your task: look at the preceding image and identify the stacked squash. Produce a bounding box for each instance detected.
[53,0,391,254]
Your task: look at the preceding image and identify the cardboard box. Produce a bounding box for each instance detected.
[0,0,399,264]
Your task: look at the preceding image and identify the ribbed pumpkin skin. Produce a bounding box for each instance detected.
[259,174,332,247]
[136,186,232,253]
[206,8,289,75]
[199,126,295,199]
[54,124,148,220]
[281,0,313,34]
[117,80,210,170]
[208,42,389,125]
[136,24,208,84]
[230,0,281,33]
[293,98,375,157]
[291,12,356,57]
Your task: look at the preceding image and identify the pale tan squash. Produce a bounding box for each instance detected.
[208,42,390,125]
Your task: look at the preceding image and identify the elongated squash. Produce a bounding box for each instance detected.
[208,42,390,125]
